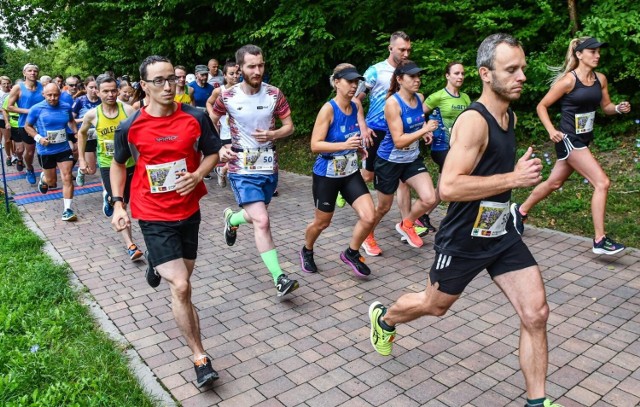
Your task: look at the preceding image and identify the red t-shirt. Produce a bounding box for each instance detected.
[113,103,221,221]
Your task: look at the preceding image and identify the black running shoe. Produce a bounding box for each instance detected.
[417,214,437,233]
[510,203,527,236]
[145,252,161,288]
[340,249,371,277]
[223,207,237,246]
[194,356,219,387]
[299,246,318,273]
[276,274,299,297]
[592,236,625,255]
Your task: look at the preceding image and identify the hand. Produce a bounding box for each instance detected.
[345,136,363,150]
[253,128,272,143]
[362,128,375,148]
[426,119,439,132]
[78,158,87,173]
[174,171,200,196]
[219,145,237,162]
[357,146,369,159]
[111,205,130,231]
[422,131,433,145]
[549,129,564,143]
[39,137,50,146]
[513,147,543,188]
[617,101,631,114]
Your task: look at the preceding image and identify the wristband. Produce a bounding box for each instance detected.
[111,196,124,203]
[34,134,43,143]
[615,104,622,114]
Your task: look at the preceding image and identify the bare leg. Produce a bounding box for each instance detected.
[520,160,573,214]
[397,181,411,219]
[383,279,459,326]
[24,143,35,170]
[242,201,275,253]
[349,194,375,249]
[58,161,74,199]
[405,173,436,222]
[304,209,334,250]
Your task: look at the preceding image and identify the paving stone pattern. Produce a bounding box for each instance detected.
[5,163,640,407]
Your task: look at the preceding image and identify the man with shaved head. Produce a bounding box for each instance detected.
[25,83,79,221]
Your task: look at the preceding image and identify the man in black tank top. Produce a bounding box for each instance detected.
[369,34,562,407]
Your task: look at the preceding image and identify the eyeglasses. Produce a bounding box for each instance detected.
[142,76,179,86]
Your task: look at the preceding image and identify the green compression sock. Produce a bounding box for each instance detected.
[229,210,248,227]
[260,249,283,284]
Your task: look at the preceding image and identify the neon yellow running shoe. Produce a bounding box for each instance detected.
[369,301,395,356]
[336,192,346,208]
[543,400,564,407]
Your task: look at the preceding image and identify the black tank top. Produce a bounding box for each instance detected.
[434,101,521,258]
[559,71,602,143]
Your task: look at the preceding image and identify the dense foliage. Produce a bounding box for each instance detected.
[1,0,638,140]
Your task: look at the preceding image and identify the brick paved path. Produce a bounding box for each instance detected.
[5,162,640,407]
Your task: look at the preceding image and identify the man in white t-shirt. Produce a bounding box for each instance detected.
[211,44,299,298]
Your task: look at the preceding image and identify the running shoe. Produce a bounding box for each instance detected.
[194,356,219,387]
[223,207,237,246]
[340,249,371,277]
[396,222,424,248]
[400,225,428,243]
[526,400,564,407]
[61,209,77,222]
[37,172,48,195]
[203,173,212,180]
[362,234,382,256]
[275,274,299,297]
[299,246,318,273]
[128,244,144,261]
[272,189,279,197]
[215,166,226,187]
[510,203,527,236]
[16,160,24,171]
[416,214,437,233]
[145,252,161,288]
[5,157,12,167]
[592,236,625,255]
[76,169,85,186]
[25,169,36,185]
[102,191,114,217]
[11,156,18,165]
[369,301,395,356]
[336,192,346,208]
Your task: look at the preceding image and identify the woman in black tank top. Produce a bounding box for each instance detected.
[514,37,631,255]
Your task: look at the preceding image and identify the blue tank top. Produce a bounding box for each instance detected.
[189,81,214,108]
[313,100,360,177]
[377,93,424,163]
[17,82,45,127]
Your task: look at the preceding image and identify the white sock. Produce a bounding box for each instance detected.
[64,199,72,210]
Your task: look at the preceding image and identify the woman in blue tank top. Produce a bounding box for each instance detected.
[300,64,375,278]
[514,37,631,255]
[367,60,438,251]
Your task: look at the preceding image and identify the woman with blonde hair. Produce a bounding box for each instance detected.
[512,37,631,255]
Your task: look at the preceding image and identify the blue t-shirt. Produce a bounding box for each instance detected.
[26,100,73,156]
[313,100,360,177]
[17,82,45,127]
[59,91,74,107]
[362,60,394,131]
[189,81,214,108]
[377,93,424,163]
[72,95,101,119]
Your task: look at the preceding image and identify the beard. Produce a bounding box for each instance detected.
[490,72,522,102]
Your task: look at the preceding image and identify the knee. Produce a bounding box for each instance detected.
[547,178,565,191]
[252,213,270,231]
[361,171,373,183]
[420,195,436,209]
[520,302,549,331]
[61,171,73,184]
[376,201,392,217]
[170,279,191,302]
[313,218,331,232]
[593,176,610,191]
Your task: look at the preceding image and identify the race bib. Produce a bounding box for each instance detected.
[575,111,595,134]
[103,139,115,156]
[400,140,419,151]
[145,158,187,193]
[326,152,358,178]
[241,148,274,172]
[471,200,510,238]
[46,129,67,144]
[87,128,97,141]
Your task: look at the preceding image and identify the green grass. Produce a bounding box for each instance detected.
[0,206,156,407]
[279,131,640,249]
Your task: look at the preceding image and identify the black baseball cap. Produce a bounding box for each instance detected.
[334,67,365,81]
[394,62,425,76]
[575,37,608,52]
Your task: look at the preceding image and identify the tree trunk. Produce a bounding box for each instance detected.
[568,0,579,35]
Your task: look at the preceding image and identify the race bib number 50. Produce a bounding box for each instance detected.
[145,158,187,193]
[241,148,274,172]
[471,200,510,238]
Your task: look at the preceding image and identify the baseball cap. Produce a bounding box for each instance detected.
[195,65,208,74]
[394,62,425,76]
[575,37,608,52]
[334,67,365,81]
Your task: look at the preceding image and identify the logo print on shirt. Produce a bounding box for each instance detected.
[156,136,178,142]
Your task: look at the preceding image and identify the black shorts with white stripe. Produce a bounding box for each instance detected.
[429,239,537,295]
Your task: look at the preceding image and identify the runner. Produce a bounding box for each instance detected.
[212,44,299,297]
[189,65,214,111]
[174,65,195,106]
[111,55,221,387]
[206,60,240,187]
[369,60,438,250]
[73,76,101,186]
[118,83,134,105]
[356,31,425,256]
[418,61,471,232]
[0,76,14,166]
[60,76,79,106]
[77,74,143,260]
[207,58,224,88]
[512,37,630,255]
[6,63,44,184]
[24,83,78,221]
[300,64,374,276]
[369,33,563,407]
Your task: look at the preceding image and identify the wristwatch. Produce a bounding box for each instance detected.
[111,196,124,203]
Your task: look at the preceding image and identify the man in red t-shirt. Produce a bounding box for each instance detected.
[110,55,221,388]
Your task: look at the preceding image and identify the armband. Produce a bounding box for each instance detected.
[34,134,43,143]
[615,104,622,114]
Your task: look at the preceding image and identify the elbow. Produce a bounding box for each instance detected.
[438,182,455,201]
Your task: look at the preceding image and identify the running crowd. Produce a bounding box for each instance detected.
[0,32,632,406]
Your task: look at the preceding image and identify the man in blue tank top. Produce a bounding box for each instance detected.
[189,65,214,110]
[6,63,45,184]
[369,34,562,407]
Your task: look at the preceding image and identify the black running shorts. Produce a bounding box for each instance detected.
[363,129,386,172]
[373,156,428,195]
[312,171,370,213]
[38,150,74,170]
[139,210,201,267]
[100,166,135,204]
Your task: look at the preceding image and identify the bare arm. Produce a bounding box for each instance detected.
[77,109,96,167]
[536,74,573,143]
[254,114,294,143]
[6,85,26,114]
[206,88,220,117]
[353,97,374,147]
[439,110,542,202]
[385,95,431,149]
[111,160,130,231]
[597,72,631,115]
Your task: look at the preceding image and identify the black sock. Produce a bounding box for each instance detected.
[526,397,546,407]
[346,247,359,257]
[302,246,312,253]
